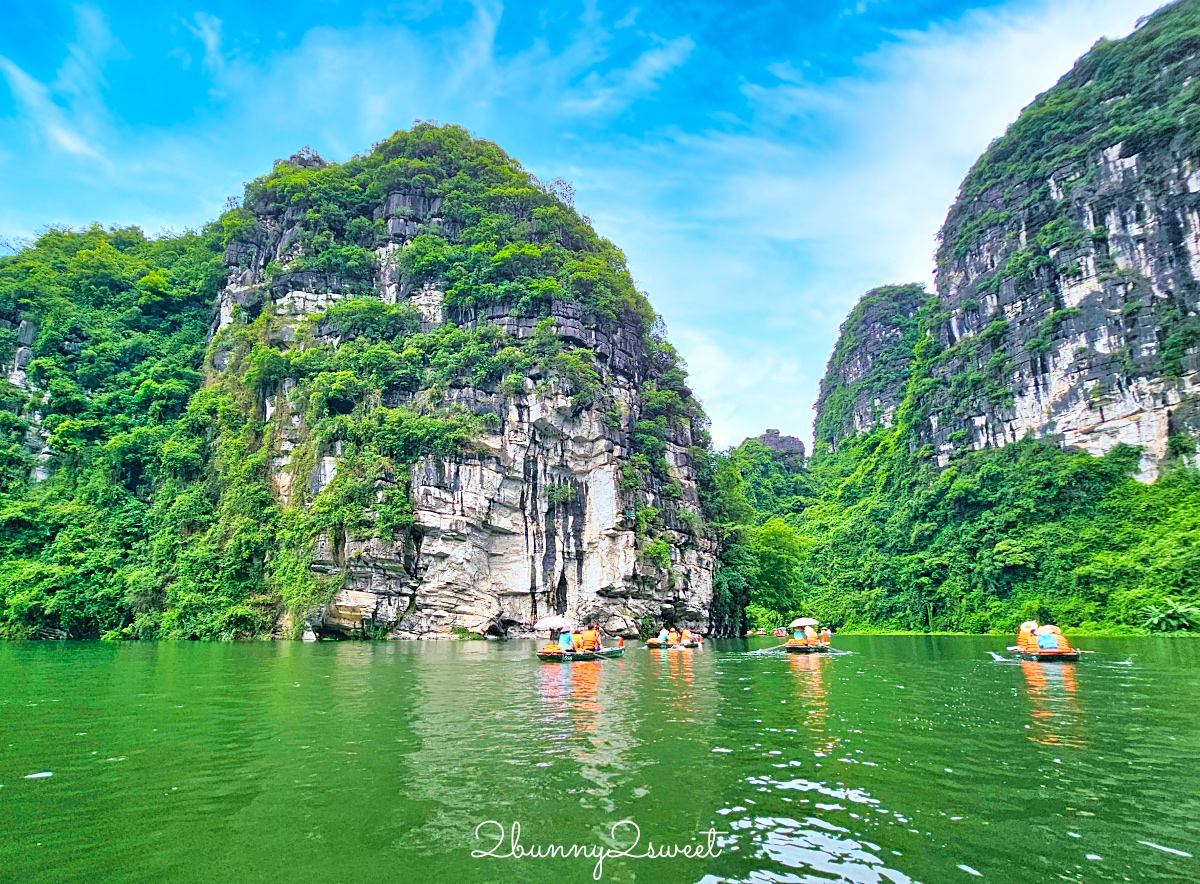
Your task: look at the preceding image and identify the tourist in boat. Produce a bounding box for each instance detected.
[656,626,670,643]
[819,627,831,645]
[558,629,575,651]
[580,623,602,652]
[803,624,819,644]
[680,626,695,644]
[667,627,681,645]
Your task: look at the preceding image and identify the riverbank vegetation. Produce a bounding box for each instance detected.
[709,428,1200,635]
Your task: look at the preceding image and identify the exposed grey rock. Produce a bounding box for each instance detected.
[213,175,716,639]
[756,429,806,467]
[17,320,38,346]
[927,139,1200,480]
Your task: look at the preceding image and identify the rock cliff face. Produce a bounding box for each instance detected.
[923,2,1200,479]
[753,429,806,469]
[813,285,926,451]
[210,138,715,638]
[816,3,1200,476]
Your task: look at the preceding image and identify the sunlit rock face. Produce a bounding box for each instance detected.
[920,6,1200,481]
[817,7,1200,479]
[928,140,1200,480]
[210,151,714,639]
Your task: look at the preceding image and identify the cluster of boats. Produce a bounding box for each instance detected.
[533,615,1082,664]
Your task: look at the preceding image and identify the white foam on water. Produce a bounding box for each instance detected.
[1138,840,1192,858]
[24,772,52,779]
[957,863,982,876]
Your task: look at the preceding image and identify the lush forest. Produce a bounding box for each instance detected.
[5,2,1200,640]
[704,2,1200,638]
[709,400,1200,636]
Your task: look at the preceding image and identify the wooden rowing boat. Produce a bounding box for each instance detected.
[784,640,831,654]
[536,645,625,662]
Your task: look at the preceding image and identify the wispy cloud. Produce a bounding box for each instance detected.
[560,35,694,114]
[0,4,118,161]
[0,56,98,157]
[186,12,228,82]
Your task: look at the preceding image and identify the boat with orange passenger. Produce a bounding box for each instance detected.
[784,617,833,654]
[536,644,625,662]
[1011,621,1080,662]
[646,626,703,650]
[533,616,626,662]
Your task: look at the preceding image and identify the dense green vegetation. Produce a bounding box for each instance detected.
[6,0,1200,648]
[720,423,1200,634]
[237,126,656,327]
[0,124,704,640]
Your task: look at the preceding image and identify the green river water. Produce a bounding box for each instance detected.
[1,636,1197,883]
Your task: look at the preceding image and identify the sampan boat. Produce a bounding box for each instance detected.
[646,638,702,649]
[536,645,625,662]
[784,640,831,654]
[1012,621,1080,662]
[784,617,831,654]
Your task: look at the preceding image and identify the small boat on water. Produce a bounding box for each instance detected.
[533,616,624,662]
[536,645,625,662]
[646,626,703,650]
[784,617,832,654]
[784,641,831,654]
[1011,621,1080,662]
[773,627,788,638]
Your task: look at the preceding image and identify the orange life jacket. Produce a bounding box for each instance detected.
[580,628,601,651]
[667,630,680,644]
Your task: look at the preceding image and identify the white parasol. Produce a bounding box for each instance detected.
[790,617,820,628]
[533,615,575,632]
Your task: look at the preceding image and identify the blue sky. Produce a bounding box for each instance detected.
[0,0,1163,448]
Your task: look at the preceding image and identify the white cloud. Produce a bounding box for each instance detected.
[0,4,118,161]
[0,56,98,158]
[186,12,228,81]
[559,35,694,114]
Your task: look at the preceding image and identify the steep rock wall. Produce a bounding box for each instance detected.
[210,145,715,638]
[813,285,926,450]
[923,4,1200,479]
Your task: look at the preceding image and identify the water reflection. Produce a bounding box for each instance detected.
[535,660,636,811]
[700,809,915,883]
[788,652,828,738]
[652,648,699,723]
[1019,660,1085,749]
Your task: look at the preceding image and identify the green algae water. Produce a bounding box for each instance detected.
[1,636,1197,883]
